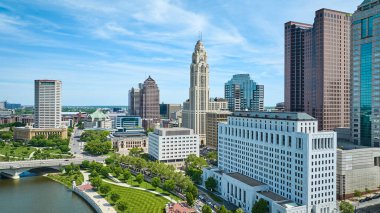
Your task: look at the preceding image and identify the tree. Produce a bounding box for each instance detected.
[0,131,13,140]
[90,176,103,189]
[218,205,230,213]
[99,184,111,195]
[151,177,161,188]
[202,205,213,213]
[354,190,362,198]
[116,200,128,211]
[113,166,123,178]
[206,151,218,161]
[135,173,144,184]
[365,188,371,194]
[110,192,121,202]
[186,192,195,206]
[163,179,175,191]
[84,141,112,155]
[128,147,144,157]
[81,160,90,169]
[235,208,244,213]
[186,184,198,198]
[205,177,218,191]
[339,201,354,213]
[100,166,111,177]
[252,199,268,213]
[123,169,131,181]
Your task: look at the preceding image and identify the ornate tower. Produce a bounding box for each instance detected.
[183,40,210,144]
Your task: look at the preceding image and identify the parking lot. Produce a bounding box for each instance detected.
[353,193,380,213]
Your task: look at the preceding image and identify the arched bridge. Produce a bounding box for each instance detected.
[0,157,105,179]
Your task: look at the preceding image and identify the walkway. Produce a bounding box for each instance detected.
[81,171,117,213]
[103,174,178,203]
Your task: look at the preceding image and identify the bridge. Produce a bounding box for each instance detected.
[0,157,105,179]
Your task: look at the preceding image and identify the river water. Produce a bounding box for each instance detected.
[0,174,95,213]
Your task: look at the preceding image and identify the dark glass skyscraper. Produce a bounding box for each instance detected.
[351,0,380,147]
[284,22,312,112]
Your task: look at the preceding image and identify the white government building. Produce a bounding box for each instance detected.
[148,128,199,168]
[203,112,337,213]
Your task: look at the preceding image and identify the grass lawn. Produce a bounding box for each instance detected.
[0,144,36,159]
[207,191,223,203]
[47,172,84,188]
[102,182,170,213]
[113,173,182,202]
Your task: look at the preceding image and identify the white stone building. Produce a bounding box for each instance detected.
[203,112,337,213]
[34,80,62,128]
[148,128,199,168]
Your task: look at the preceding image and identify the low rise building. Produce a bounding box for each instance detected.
[206,111,232,149]
[148,128,199,168]
[203,111,337,213]
[13,126,68,141]
[336,141,380,200]
[84,109,112,129]
[112,133,148,155]
[209,98,228,111]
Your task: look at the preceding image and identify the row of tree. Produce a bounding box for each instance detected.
[80,130,112,155]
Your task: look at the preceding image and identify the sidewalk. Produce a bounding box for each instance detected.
[104,174,177,203]
[80,171,116,213]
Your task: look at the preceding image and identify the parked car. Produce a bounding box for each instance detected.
[364,197,372,201]
[359,199,366,203]
[372,194,380,199]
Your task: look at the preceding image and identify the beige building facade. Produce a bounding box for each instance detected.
[206,111,231,149]
[13,127,68,141]
[112,134,148,155]
[337,145,380,199]
[182,40,210,145]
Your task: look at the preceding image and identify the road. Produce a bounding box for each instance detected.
[69,128,86,158]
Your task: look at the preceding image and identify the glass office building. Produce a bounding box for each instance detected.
[224,74,264,111]
[351,0,380,147]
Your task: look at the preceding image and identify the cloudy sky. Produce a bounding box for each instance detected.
[0,0,362,106]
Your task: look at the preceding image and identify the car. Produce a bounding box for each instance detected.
[198,195,204,200]
[64,159,69,161]
[372,194,380,199]
[359,199,366,203]
[364,197,372,201]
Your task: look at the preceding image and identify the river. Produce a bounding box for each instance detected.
[0,174,95,213]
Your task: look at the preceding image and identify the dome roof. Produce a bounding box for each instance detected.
[88,109,109,120]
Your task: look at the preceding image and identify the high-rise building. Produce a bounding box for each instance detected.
[34,80,62,128]
[224,74,264,112]
[284,22,313,112]
[205,111,231,149]
[140,76,160,120]
[203,112,337,212]
[128,87,140,116]
[182,40,210,144]
[351,0,380,147]
[288,9,351,131]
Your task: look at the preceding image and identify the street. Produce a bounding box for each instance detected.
[69,128,86,158]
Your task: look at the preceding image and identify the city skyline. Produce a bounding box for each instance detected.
[0,0,361,106]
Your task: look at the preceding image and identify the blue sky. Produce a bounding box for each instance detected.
[0,0,362,106]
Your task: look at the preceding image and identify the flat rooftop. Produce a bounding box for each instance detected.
[232,111,316,121]
[259,191,288,202]
[154,128,194,136]
[226,172,266,187]
[337,140,371,150]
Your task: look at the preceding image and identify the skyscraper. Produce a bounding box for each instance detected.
[351,0,380,147]
[284,22,312,112]
[34,80,62,128]
[287,9,351,130]
[128,87,140,116]
[140,76,160,120]
[182,40,210,144]
[224,74,264,111]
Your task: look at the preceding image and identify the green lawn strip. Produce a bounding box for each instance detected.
[47,173,84,188]
[102,182,170,213]
[0,145,36,158]
[112,173,182,202]
[206,191,223,203]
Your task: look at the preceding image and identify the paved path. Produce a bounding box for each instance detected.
[104,174,177,203]
[81,171,117,213]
